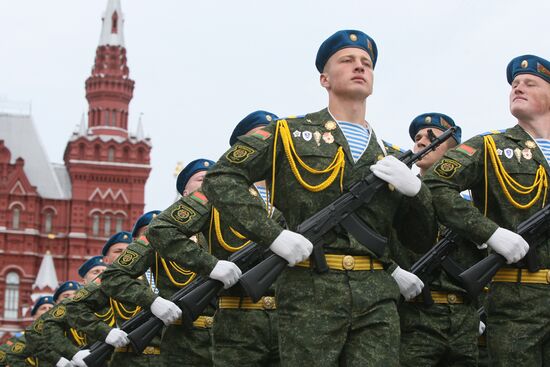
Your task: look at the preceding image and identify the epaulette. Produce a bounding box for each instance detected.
[479,129,506,136]
[382,140,405,153]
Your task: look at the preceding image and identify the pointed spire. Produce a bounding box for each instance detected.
[79,112,87,136]
[99,0,125,47]
[136,112,145,141]
[32,251,59,300]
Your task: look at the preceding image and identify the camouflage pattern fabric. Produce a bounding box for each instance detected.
[2,336,33,367]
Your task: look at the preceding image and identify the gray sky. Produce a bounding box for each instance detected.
[2,0,549,211]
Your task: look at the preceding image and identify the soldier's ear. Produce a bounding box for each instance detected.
[183,190,189,197]
[320,73,330,89]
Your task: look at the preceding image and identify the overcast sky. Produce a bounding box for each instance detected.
[2,0,550,211]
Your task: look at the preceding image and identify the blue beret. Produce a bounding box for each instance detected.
[53,281,81,302]
[507,54,550,85]
[102,231,133,256]
[176,158,215,194]
[409,113,462,144]
[316,30,378,73]
[30,296,54,316]
[132,211,161,237]
[229,110,279,146]
[77,256,106,278]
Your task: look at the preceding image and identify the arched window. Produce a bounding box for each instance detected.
[94,145,101,161]
[92,214,100,236]
[4,272,20,319]
[115,216,124,232]
[12,207,21,229]
[104,110,110,126]
[104,215,111,236]
[108,147,115,162]
[44,212,53,233]
[111,110,117,126]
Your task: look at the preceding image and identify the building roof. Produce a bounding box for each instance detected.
[0,113,71,199]
[33,250,59,292]
[99,0,125,47]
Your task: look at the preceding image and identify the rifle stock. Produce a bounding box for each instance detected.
[240,127,457,302]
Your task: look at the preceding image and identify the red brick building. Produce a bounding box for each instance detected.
[0,0,151,337]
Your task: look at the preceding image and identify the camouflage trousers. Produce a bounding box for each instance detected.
[212,308,279,366]
[487,282,550,367]
[275,267,400,367]
[399,301,479,366]
[159,323,212,366]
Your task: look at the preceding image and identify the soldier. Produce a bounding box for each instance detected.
[393,113,486,366]
[53,281,81,303]
[202,30,436,366]
[147,110,282,366]
[102,231,133,264]
[423,54,550,366]
[30,296,55,320]
[100,197,213,366]
[78,256,106,285]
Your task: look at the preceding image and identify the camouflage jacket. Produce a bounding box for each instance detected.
[1,336,34,367]
[203,108,436,263]
[424,124,550,268]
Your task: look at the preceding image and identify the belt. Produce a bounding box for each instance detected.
[296,254,384,271]
[172,315,214,328]
[410,291,465,304]
[492,268,550,284]
[115,346,160,355]
[219,296,276,310]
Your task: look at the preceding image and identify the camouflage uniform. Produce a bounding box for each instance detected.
[64,281,160,366]
[101,234,214,366]
[202,109,436,366]
[147,188,281,366]
[424,125,550,366]
[1,336,35,367]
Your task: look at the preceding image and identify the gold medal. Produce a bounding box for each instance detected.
[324,121,337,131]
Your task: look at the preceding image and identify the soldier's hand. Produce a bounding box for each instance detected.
[391,266,424,301]
[105,328,129,348]
[270,230,313,267]
[370,155,421,197]
[150,297,183,325]
[56,357,72,367]
[71,349,91,367]
[479,320,486,336]
[486,227,529,264]
[209,260,242,289]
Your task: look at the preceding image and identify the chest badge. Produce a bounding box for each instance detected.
[322,132,334,144]
[525,140,537,149]
[303,131,313,141]
[514,148,522,163]
[293,130,301,138]
[504,148,514,159]
[313,131,322,146]
[324,121,337,131]
[522,148,533,160]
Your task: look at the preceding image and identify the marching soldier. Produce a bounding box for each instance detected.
[147,110,282,366]
[202,30,436,366]
[423,54,550,366]
[31,296,55,320]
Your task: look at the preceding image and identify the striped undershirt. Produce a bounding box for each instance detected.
[535,139,550,165]
[254,185,268,203]
[145,268,158,294]
[337,121,371,162]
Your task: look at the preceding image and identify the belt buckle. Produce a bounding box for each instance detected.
[262,296,275,310]
[342,255,355,270]
[447,293,458,304]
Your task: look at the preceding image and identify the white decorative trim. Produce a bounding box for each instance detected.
[88,188,129,204]
[8,201,25,210]
[24,228,39,235]
[9,181,26,195]
[69,159,150,169]
[89,126,127,133]
[68,232,87,239]
[41,205,58,215]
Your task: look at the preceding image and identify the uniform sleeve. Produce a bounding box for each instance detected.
[202,123,284,246]
[41,305,80,360]
[65,287,112,343]
[146,195,219,276]
[101,239,158,308]
[423,136,499,244]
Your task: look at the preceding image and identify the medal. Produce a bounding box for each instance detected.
[303,131,312,141]
[314,131,322,146]
[514,148,522,163]
[504,148,514,159]
[322,132,334,144]
[525,140,536,149]
[324,121,337,131]
[496,148,503,156]
[522,148,532,160]
[293,130,301,138]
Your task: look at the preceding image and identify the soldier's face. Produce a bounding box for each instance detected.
[510,74,550,121]
[56,290,76,303]
[183,170,207,196]
[104,242,129,264]
[34,303,53,319]
[320,48,374,100]
[413,128,454,172]
[83,265,106,285]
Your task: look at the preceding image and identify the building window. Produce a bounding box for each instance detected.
[105,110,110,126]
[115,217,124,232]
[92,214,100,236]
[112,11,118,34]
[108,147,115,162]
[4,272,20,320]
[111,110,117,126]
[44,212,53,233]
[104,215,111,236]
[12,207,21,229]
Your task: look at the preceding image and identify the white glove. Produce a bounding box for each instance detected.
[486,227,529,264]
[150,296,182,325]
[56,357,72,367]
[105,328,129,348]
[270,230,313,267]
[391,266,424,301]
[479,321,486,336]
[71,349,90,367]
[209,260,242,289]
[370,155,421,197]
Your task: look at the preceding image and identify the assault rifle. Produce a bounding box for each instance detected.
[459,204,550,297]
[83,242,264,366]
[239,127,458,302]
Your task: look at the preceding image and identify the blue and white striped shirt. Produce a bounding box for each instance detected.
[337,121,371,162]
[535,139,550,165]
[145,268,158,294]
[254,185,269,203]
